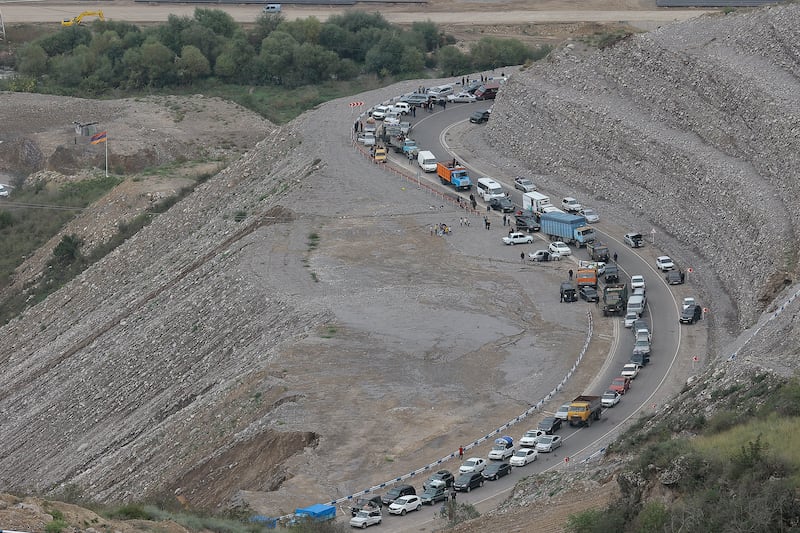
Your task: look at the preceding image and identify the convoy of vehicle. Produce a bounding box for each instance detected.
[344,91,704,523]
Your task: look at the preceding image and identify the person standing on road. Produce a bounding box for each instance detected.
[520,252,525,263]
[487,220,491,230]
[569,269,574,280]
[613,252,618,263]
[459,446,464,460]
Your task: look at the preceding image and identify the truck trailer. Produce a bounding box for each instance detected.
[540,212,595,247]
[522,191,552,217]
[436,162,472,190]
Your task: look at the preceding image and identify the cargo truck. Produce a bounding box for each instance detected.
[602,283,628,316]
[436,162,472,190]
[540,212,595,247]
[587,241,610,262]
[568,395,602,427]
[522,191,552,217]
[576,267,598,288]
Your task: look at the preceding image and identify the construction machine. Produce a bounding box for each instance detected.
[61,11,104,27]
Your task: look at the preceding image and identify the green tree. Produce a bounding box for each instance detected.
[292,43,338,84]
[248,13,284,51]
[157,14,194,54]
[176,45,210,83]
[140,40,176,87]
[278,17,322,45]
[16,43,48,77]
[49,53,84,87]
[52,234,84,267]
[364,34,405,76]
[436,45,470,76]
[258,31,298,83]
[39,25,91,56]
[411,20,439,52]
[179,23,220,66]
[194,8,238,38]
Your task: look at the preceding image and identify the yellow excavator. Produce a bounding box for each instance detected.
[61,11,105,27]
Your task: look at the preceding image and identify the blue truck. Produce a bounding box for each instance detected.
[436,162,472,190]
[540,212,595,247]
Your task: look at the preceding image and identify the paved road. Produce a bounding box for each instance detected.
[360,100,686,531]
[0,2,714,25]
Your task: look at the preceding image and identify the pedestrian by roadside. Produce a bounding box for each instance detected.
[487,220,491,230]
[569,269,574,280]
[613,252,618,263]
[520,252,525,263]
[459,446,464,460]
[508,229,513,237]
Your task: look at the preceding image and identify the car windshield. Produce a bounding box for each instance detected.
[492,444,505,450]
[584,209,596,215]
[557,405,569,413]
[464,460,476,466]
[539,436,553,444]
[514,450,528,457]
[604,392,615,398]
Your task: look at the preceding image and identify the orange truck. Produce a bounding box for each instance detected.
[568,395,602,427]
[576,267,597,288]
[436,162,472,191]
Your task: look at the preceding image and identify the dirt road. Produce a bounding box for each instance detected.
[1,0,714,27]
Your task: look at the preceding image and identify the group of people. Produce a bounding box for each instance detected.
[430,223,451,236]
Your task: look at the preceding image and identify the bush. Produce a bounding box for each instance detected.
[566,507,625,533]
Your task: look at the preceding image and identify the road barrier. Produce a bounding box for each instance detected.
[252,311,594,523]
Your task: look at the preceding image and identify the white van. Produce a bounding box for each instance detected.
[476,177,505,202]
[627,294,646,317]
[417,150,437,172]
[427,84,454,100]
[263,3,281,13]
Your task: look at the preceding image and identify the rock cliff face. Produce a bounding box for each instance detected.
[487,5,800,330]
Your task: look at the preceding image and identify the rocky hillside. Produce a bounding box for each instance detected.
[487,5,800,332]
[2,4,800,530]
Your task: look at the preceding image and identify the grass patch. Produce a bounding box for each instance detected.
[691,413,800,483]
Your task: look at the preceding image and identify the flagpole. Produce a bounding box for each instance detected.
[105,135,108,177]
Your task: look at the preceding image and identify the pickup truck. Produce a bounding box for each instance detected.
[568,395,602,427]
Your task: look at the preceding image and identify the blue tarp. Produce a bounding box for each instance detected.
[295,503,336,521]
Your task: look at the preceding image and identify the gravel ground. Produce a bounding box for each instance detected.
[1,4,800,531]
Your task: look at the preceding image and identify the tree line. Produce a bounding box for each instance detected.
[11,9,550,93]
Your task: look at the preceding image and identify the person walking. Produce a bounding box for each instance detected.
[458,446,464,460]
[520,252,525,263]
[613,252,618,263]
[569,269,574,280]
[487,220,491,230]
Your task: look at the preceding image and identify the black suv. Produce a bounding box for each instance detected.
[604,264,620,283]
[680,304,702,324]
[630,352,650,366]
[423,470,454,490]
[469,110,490,124]
[538,416,563,434]
[560,281,577,303]
[666,270,685,285]
[489,197,515,212]
[381,484,416,506]
[351,495,383,516]
[515,215,540,232]
[453,472,484,492]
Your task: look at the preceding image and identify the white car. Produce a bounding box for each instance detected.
[624,312,638,328]
[682,297,696,310]
[602,390,621,408]
[514,176,536,192]
[624,232,644,248]
[535,434,562,453]
[503,232,534,245]
[384,112,401,125]
[656,256,674,271]
[630,275,646,290]
[390,102,411,114]
[357,132,376,146]
[487,441,515,461]
[0,184,9,198]
[459,457,486,474]
[370,105,390,120]
[621,363,640,379]
[561,197,582,213]
[509,448,538,466]
[447,91,477,103]
[349,508,382,528]
[388,495,422,516]
[529,249,560,262]
[519,429,547,447]
[555,403,571,421]
[580,208,599,223]
[549,241,571,256]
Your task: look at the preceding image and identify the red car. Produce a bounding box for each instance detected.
[609,376,631,395]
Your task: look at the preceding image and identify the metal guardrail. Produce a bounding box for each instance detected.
[252,311,594,523]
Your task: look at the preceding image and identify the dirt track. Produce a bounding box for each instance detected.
[1,0,714,28]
